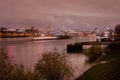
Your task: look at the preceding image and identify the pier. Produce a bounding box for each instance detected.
[67,41,120,53]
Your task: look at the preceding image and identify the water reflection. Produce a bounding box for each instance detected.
[65,53,90,80]
[0,38,90,80]
[0,38,73,68]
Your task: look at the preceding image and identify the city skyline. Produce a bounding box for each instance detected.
[0,0,120,30]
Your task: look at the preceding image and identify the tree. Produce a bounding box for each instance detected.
[34,51,72,80]
[106,42,120,54]
[0,49,14,80]
[115,24,120,35]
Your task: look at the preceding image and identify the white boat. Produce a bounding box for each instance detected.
[32,36,57,40]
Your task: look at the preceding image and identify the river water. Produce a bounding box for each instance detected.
[0,38,90,80]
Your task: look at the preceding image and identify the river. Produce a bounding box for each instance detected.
[0,38,90,80]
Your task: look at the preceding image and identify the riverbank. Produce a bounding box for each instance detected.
[76,42,120,80]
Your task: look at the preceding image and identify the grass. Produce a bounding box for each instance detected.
[76,42,120,80]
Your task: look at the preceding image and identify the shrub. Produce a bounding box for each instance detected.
[34,51,72,80]
[106,42,120,54]
[0,49,14,80]
[0,48,33,80]
[84,46,102,62]
[0,49,73,80]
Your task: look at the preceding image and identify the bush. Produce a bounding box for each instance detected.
[106,42,120,54]
[0,49,73,80]
[34,51,72,80]
[0,48,34,80]
[0,49,14,80]
[84,46,102,62]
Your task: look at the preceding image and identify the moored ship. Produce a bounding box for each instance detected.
[32,36,57,40]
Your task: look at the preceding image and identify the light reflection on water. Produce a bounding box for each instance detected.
[0,38,90,80]
[0,38,73,68]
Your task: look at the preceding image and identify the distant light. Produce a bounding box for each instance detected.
[106,27,110,30]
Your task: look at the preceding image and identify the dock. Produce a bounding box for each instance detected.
[74,41,112,45]
[67,41,120,53]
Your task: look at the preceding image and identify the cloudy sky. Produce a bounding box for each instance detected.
[0,0,120,30]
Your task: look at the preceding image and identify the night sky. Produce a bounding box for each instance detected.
[0,0,120,30]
